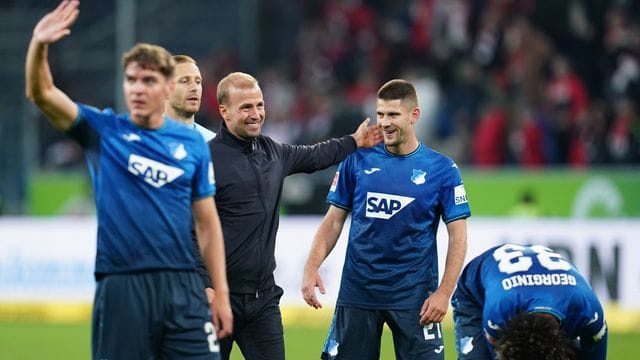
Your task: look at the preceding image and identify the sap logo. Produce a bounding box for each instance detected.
[366,192,415,219]
[454,184,468,205]
[128,154,184,188]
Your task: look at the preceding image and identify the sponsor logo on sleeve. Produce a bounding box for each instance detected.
[128,154,184,188]
[329,171,340,192]
[454,184,468,205]
[208,162,215,186]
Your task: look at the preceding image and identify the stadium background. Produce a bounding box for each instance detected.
[1,0,639,358]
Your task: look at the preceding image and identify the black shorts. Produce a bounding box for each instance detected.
[321,306,445,360]
[92,270,219,359]
[451,286,492,359]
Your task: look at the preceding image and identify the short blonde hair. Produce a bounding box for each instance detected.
[173,54,197,65]
[216,72,259,105]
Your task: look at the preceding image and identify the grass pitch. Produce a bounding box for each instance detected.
[0,321,637,359]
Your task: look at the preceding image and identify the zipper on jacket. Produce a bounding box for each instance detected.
[248,146,268,294]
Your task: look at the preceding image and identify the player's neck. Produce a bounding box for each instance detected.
[131,112,165,129]
[164,106,195,125]
[386,137,419,155]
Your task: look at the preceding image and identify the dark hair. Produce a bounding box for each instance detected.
[377,79,418,108]
[122,43,175,79]
[495,312,578,360]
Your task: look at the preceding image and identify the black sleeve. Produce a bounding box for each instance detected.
[281,135,357,175]
[192,230,213,288]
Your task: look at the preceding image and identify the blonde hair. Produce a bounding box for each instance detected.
[173,54,197,65]
[216,72,259,105]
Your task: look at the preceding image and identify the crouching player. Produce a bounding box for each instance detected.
[452,244,607,360]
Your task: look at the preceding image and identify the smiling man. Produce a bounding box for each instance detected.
[199,72,382,360]
[302,79,470,360]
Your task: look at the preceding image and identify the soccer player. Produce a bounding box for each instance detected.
[452,243,608,360]
[302,79,470,359]
[25,1,232,358]
[198,72,382,360]
[164,54,216,141]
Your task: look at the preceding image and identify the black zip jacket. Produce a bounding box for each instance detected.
[196,122,357,295]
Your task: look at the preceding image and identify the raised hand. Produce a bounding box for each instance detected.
[351,117,383,148]
[33,0,80,44]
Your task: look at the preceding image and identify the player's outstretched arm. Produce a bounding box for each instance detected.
[302,205,348,309]
[350,117,383,148]
[193,197,233,339]
[420,218,467,325]
[25,0,80,131]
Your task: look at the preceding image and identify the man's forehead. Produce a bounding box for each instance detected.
[174,63,201,78]
[125,62,164,77]
[228,85,263,104]
[376,98,406,111]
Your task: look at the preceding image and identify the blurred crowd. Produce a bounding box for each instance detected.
[191,0,640,168]
[39,0,640,169]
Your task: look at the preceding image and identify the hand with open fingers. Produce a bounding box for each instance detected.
[211,290,233,339]
[301,270,325,309]
[419,291,449,325]
[351,118,383,148]
[33,0,80,45]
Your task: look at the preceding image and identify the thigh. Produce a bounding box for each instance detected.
[451,290,492,360]
[384,309,445,360]
[162,271,220,360]
[321,307,384,360]
[92,273,160,360]
[235,286,285,360]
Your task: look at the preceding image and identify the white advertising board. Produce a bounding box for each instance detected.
[1,217,639,310]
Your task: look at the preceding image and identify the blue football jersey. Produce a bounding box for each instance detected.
[328,143,471,309]
[67,104,215,274]
[460,244,607,353]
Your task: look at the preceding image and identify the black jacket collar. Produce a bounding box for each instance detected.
[218,121,257,154]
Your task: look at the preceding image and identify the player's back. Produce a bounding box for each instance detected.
[478,244,604,340]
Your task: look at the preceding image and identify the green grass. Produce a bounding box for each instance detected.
[0,322,637,359]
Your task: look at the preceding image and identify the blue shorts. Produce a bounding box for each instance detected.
[451,283,492,359]
[321,306,445,360]
[92,270,219,359]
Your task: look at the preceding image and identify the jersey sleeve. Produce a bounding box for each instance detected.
[439,160,471,223]
[578,297,608,360]
[66,103,113,149]
[326,154,356,210]
[192,139,216,200]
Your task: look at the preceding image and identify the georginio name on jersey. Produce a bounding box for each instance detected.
[128,154,184,188]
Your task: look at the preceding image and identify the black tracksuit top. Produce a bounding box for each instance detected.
[197,122,357,294]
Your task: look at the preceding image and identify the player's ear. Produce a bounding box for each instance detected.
[165,78,175,98]
[219,104,228,120]
[411,107,420,124]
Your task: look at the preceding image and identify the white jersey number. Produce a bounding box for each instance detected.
[492,244,572,274]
